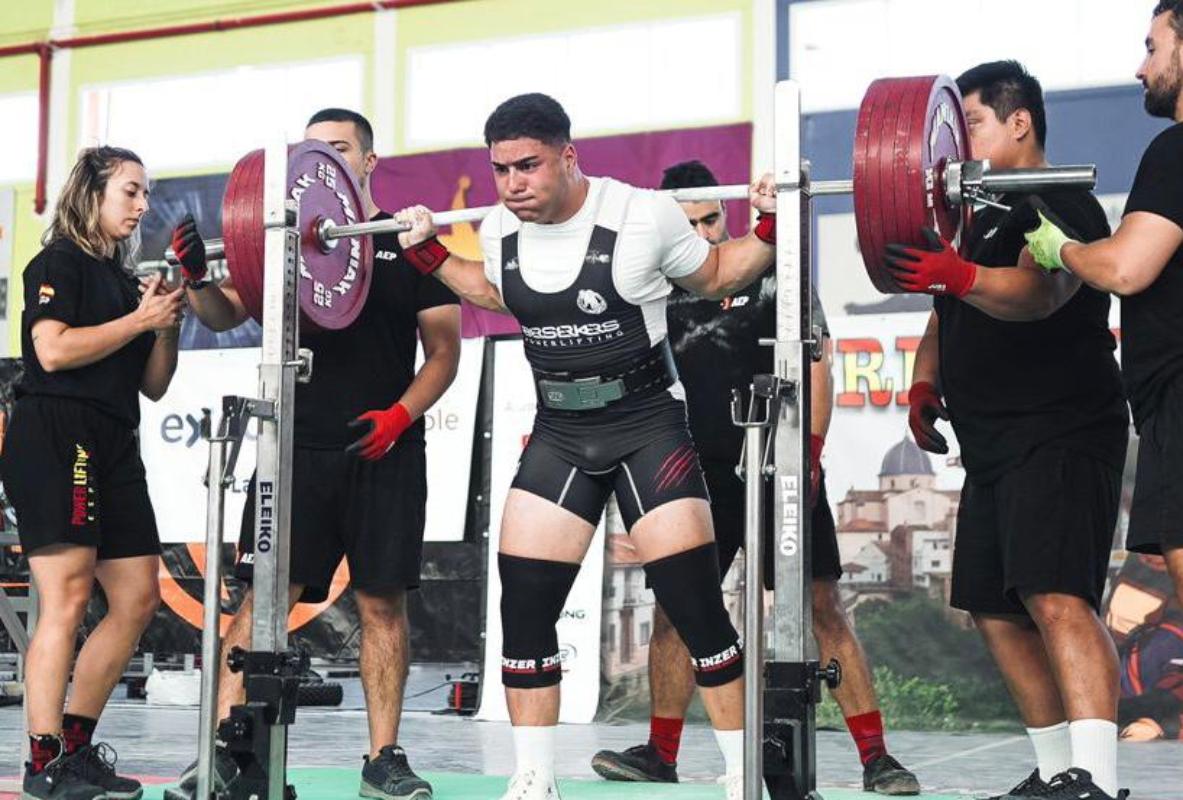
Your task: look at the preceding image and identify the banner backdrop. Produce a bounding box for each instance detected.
[475,339,605,723]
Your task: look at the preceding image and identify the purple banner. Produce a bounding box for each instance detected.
[371,123,753,338]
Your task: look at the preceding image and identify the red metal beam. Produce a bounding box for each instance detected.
[2,0,467,213]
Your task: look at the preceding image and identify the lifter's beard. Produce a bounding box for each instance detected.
[1144,52,1183,119]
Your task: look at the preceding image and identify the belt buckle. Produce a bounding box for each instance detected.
[538,378,624,411]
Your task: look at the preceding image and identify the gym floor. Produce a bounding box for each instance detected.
[0,666,1178,800]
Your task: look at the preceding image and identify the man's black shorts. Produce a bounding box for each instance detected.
[1128,375,1183,555]
[0,395,159,558]
[951,445,1121,615]
[235,442,427,603]
[704,459,843,586]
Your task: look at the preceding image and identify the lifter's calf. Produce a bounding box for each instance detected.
[216,584,305,722]
[355,589,410,756]
[648,604,697,720]
[1021,592,1118,722]
[812,579,879,717]
[973,612,1065,727]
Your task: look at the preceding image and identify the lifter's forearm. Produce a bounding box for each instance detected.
[699,235,776,300]
[435,256,509,313]
[811,338,833,439]
[33,315,146,373]
[912,312,940,386]
[964,266,1078,321]
[186,283,249,331]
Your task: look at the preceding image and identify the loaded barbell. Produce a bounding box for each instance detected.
[151,75,1096,330]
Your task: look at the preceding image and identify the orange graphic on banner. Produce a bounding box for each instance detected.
[159,544,352,634]
[437,176,481,259]
[836,338,894,407]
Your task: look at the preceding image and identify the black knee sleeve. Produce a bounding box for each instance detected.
[644,542,743,687]
[498,553,580,689]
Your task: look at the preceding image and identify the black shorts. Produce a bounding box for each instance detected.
[704,460,842,585]
[235,442,427,603]
[513,405,709,531]
[951,445,1121,615]
[0,395,159,559]
[1128,376,1183,555]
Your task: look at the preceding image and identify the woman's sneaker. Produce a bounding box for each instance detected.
[22,748,108,800]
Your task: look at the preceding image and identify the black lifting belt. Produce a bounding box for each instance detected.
[533,340,679,412]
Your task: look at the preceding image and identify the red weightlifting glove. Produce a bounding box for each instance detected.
[884,228,976,298]
[753,213,776,245]
[907,381,950,455]
[809,433,824,509]
[402,237,451,276]
[170,213,208,285]
[346,402,412,461]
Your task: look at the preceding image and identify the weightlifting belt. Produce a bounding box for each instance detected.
[533,340,679,412]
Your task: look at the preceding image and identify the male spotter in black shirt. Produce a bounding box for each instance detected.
[170,109,459,800]
[589,160,919,796]
[886,62,1127,800]
[1025,2,1183,632]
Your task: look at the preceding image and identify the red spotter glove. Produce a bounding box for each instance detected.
[809,433,824,509]
[907,381,950,455]
[754,212,776,245]
[402,236,451,276]
[884,228,976,298]
[170,213,208,284]
[347,402,412,461]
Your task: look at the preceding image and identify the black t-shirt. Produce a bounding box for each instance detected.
[17,238,155,427]
[293,212,460,448]
[934,190,1127,482]
[1121,123,1183,429]
[667,269,828,462]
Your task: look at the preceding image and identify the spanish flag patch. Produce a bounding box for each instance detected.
[38,283,54,305]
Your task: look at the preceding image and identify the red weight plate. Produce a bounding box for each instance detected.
[854,78,897,293]
[287,140,373,331]
[924,78,969,245]
[883,77,924,266]
[222,149,265,323]
[897,77,936,260]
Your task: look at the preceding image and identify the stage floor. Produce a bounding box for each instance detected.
[1,668,1178,799]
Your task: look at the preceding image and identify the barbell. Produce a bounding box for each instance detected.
[155,75,1096,330]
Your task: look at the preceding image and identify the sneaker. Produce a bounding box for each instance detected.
[984,768,1054,799]
[22,749,108,800]
[360,745,432,800]
[74,744,141,800]
[1039,769,1129,800]
[863,754,921,795]
[590,743,678,783]
[498,769,561,800]
[168,746,239,800]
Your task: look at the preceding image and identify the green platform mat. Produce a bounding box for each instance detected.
[144,768,968,800]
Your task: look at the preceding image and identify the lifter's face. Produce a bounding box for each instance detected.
[678,200,728,244]
[1138,13,1183,121]
[99,160,150,242]
[962,92,1033,169]
[305,120,377,188]
[490,138,579,224]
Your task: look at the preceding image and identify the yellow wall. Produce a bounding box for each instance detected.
[0,0,754,352]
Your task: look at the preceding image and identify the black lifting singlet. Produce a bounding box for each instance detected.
[500,180,657,378]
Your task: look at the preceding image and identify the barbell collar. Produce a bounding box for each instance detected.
[977,164,1097,195]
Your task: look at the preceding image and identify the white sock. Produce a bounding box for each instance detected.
[512,725,556,779]
[1069,719,1118,797]
[713,728,744,778]
[1026,721,1071,778]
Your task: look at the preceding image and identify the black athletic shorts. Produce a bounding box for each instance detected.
[951,444,1121,615]
[0,395,159,558]
[1128,375,1183,555]
[513,398,709,531]
[235,442,427,603]
[704,459,842,585]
